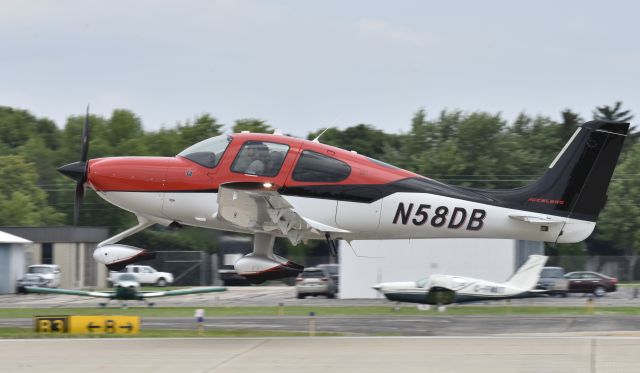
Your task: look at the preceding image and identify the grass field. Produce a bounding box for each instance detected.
[2,305,640,318]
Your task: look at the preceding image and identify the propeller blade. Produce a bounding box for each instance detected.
[74,182,85,225]
[80,105,90,162]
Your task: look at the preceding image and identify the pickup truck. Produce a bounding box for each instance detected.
[108,265,174,287]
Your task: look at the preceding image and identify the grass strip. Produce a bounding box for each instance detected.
[1,305,640,318]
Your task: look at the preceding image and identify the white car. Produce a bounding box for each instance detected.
[16,264,61,293]
[109,265,174,287]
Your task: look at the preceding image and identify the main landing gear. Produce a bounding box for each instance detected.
[234,233,304,284]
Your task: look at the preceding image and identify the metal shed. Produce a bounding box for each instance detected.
[0,231,31,294]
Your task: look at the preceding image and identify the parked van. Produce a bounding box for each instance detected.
[536,266,569,296]
[16,264,61,293]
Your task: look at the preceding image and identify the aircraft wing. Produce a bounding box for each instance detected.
[216,182,349,245]
[25,286,114,298]
[140,286,227,298]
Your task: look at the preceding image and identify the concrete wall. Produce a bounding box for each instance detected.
[22,242,107,289]
[339,238,520,299]
[0,244,25,294]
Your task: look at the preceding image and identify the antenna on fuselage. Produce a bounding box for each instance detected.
[312,127,329,143]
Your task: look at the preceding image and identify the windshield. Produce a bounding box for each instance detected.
[301,270,324,278]
[416,277,431,288]
[118,273,137,282]
[541,268,565,278]
[28,267,53,274]
[177,134,232,168]
[320,265,339,275]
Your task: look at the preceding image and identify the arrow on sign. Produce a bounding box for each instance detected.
[87,322,100,332]
[119,323,133,333]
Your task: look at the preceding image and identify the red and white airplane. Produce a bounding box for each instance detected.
[58,116,629,283]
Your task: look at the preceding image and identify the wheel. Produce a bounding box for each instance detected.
[593,286,606,297]
[327,292,335,299]
[296,293,305,299]
[156,278,167,287]
[560,292,568,298]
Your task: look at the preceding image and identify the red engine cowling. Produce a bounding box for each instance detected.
[234,253,304,284]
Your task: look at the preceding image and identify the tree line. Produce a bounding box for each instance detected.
[0,102,636,261]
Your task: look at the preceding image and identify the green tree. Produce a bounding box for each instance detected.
[232,118,273,134]
[178,114,224,148]
[593,101,634,122]
[307,124,401,160]
[597,143,640,278]
[558,109,582,142]
[0,156,64,225]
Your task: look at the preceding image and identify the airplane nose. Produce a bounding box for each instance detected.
[372,284,382,291]
[58,161,87,183]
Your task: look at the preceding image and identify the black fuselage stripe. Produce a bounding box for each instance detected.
[96,177,594,221]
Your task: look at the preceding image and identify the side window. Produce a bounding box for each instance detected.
[292,151,351,182]
[231,141,290,177]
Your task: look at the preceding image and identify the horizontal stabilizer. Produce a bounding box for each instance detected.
[508,215,564,224]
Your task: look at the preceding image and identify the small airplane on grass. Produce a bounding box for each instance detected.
[372,255,548,305]
[57,111,628,283]
[25,273,226,308]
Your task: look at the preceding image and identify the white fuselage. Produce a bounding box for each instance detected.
[376,275,531,301]
[97,189,595,244]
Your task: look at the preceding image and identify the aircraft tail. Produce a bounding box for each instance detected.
[490,120,629,222]
[503,255,548,290]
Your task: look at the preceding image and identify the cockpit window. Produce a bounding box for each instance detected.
[416,278,430,288]
[177,135,232,168]
[231,141,290,176]
[366,156,401,170]
[292,150,351,182]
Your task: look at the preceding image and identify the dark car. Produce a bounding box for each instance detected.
[564,271,617,297]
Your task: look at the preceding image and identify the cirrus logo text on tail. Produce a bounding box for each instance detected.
[392,202,486,230]
[527,197,565,205]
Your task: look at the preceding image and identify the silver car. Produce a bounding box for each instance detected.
[295,267,337,299]
[536,266,569,296]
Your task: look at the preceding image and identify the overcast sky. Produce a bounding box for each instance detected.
[1,0,638,137]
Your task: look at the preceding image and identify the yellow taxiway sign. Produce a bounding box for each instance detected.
[34,315,140,334]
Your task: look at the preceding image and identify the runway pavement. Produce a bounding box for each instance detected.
[1,336,638,373]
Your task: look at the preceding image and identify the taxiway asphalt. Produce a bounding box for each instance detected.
[2,286,640,308]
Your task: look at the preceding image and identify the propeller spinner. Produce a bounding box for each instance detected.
[57,106,90,225]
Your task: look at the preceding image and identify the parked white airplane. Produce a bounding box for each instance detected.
[25,273,226,308]
[372,255,548,305]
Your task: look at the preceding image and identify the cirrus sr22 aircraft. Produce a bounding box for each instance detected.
[58,116,628,284]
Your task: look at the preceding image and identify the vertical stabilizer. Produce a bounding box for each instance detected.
[490,121,629,222]
[503,255,548,290]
